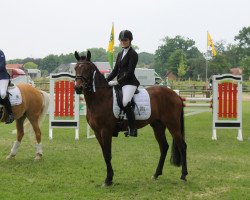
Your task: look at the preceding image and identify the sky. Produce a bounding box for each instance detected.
[1,0,249,59]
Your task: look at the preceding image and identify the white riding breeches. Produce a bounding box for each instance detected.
[0,79,9,99]
[122,85,137,107]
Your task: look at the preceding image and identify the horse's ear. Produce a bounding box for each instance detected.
[86,50,91,61]
[75,51,80,61]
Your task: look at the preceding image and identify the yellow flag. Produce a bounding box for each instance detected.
[107,23,114,69]
[207,32,217,57]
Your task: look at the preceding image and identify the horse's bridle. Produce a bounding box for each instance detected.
[75,61,111,93]
[75,61,94,92]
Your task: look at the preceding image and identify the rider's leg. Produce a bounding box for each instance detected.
[122,85,137,107]
[0,80,14,124]
[0,79,9,100]
[122,85,137,137]
[4,97,14,124]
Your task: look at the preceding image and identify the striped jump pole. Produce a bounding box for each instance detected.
[181,97,212,107]
[49,73,80,140]
[212,74,243,141]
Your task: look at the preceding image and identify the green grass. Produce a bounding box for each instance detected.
[0,102,249,200]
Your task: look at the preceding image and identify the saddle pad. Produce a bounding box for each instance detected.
[8,86,22,106]
[113,88,151,120]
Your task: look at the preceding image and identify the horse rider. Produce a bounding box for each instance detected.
[106,30,140,137]
[0,50,14,124]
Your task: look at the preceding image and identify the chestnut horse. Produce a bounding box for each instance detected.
[0,84,50,160]
[74,51,187,186]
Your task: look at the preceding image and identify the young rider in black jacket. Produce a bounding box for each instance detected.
[107,30,140,137]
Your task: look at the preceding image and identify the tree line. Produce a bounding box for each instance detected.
[7,26,250,80]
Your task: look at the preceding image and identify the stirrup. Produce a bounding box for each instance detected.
[124,131,129,137]
[5,114,14,124]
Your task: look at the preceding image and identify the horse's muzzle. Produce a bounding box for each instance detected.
[74,85,83,94]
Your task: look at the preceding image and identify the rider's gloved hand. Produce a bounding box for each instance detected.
[108,81,118,86]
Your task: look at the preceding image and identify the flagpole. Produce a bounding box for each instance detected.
[205,60,208,83]
[205,31,208,83]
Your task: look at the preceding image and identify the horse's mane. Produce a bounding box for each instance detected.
[91,62,108,83]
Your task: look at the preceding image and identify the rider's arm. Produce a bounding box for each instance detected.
[106,53,120,82]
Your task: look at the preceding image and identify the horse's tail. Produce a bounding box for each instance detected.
[170,105,185,167]
[22,91,50,134]
[38,91,50,126]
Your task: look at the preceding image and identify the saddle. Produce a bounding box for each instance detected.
[0,83,22,107]
[111,86,151,137]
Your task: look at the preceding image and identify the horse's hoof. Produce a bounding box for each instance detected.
[102,181,113,187]
[34,154,42,161]
[151,175,158,180]
[180,175,187,181]
[6,154,15,160]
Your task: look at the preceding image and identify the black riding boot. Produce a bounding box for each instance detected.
[124,103,137,137]
[3,97,14,124]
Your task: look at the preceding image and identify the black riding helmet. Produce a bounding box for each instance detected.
[119,30,133,41]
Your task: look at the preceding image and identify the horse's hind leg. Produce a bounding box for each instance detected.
[169,127,188,181]
[150,121,169,180]
[6,116,26,159]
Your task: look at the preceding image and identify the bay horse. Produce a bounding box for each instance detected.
[0,84,50,160]
[74,51,188,186]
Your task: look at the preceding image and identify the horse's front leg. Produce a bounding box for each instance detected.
[31,119,43,160]
[96,130,114,186]
[6,116,26,159]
